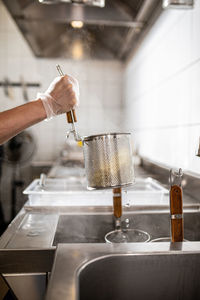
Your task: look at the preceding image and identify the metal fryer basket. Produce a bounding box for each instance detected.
[83,133,134,189]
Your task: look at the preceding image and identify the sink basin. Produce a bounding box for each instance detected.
[79,253,200,300]
[45,243,200,300]
[53,211,200,245]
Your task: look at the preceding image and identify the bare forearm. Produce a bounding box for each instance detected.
[0,74,79,145]
[0,100,46,145]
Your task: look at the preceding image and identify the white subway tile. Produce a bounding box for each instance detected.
[0,3,127,162]
[124,1,200,174]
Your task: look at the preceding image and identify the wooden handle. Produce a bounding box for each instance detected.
[66,110,77,123]
[56,65,77,124]
[113,188,122,218]
[170,185,184,242]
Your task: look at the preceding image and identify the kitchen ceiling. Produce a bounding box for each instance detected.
[3,0,162,61]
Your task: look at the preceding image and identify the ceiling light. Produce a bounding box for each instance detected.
[38,0,59,3]
[71,20,84,28]
[162,0,194,9]
[38,0,105,7]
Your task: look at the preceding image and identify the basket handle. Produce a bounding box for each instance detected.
[56,64,77,124]
[66,110,77,123]
[113,188,122,218]
[170,185,183,242]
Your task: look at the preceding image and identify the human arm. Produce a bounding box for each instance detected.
[0,100,46,145]
[0,75,79,145]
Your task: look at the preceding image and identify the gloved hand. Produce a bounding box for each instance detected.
[37,75,79,120]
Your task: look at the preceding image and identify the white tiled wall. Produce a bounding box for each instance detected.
[124,1,200,175]
[0,1,123,163]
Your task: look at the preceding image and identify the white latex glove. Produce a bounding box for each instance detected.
[37,75,79,120]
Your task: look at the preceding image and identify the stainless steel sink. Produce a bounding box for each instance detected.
[47,210,200,299]
[79,253,200,300]
[53,211,200,245]
[45,243,200,300]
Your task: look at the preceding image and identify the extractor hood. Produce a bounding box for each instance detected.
[2,0,162,61]
[38,0,105,7]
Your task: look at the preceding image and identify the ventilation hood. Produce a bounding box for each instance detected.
[2,0,162,61]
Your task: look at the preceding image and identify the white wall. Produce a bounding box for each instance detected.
[124,1,200,175]
[0,1,123,163]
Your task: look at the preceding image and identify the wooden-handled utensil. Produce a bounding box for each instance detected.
[113,187,122,219]
[56,64,77,124]
[56,65,80,141]
[170,170,184,242]
[66,110,77,123]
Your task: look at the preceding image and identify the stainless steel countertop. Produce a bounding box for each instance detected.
[0,206,58,249]
[1,202,200,250]
[46,242,200,300]
[0,165,200,276]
